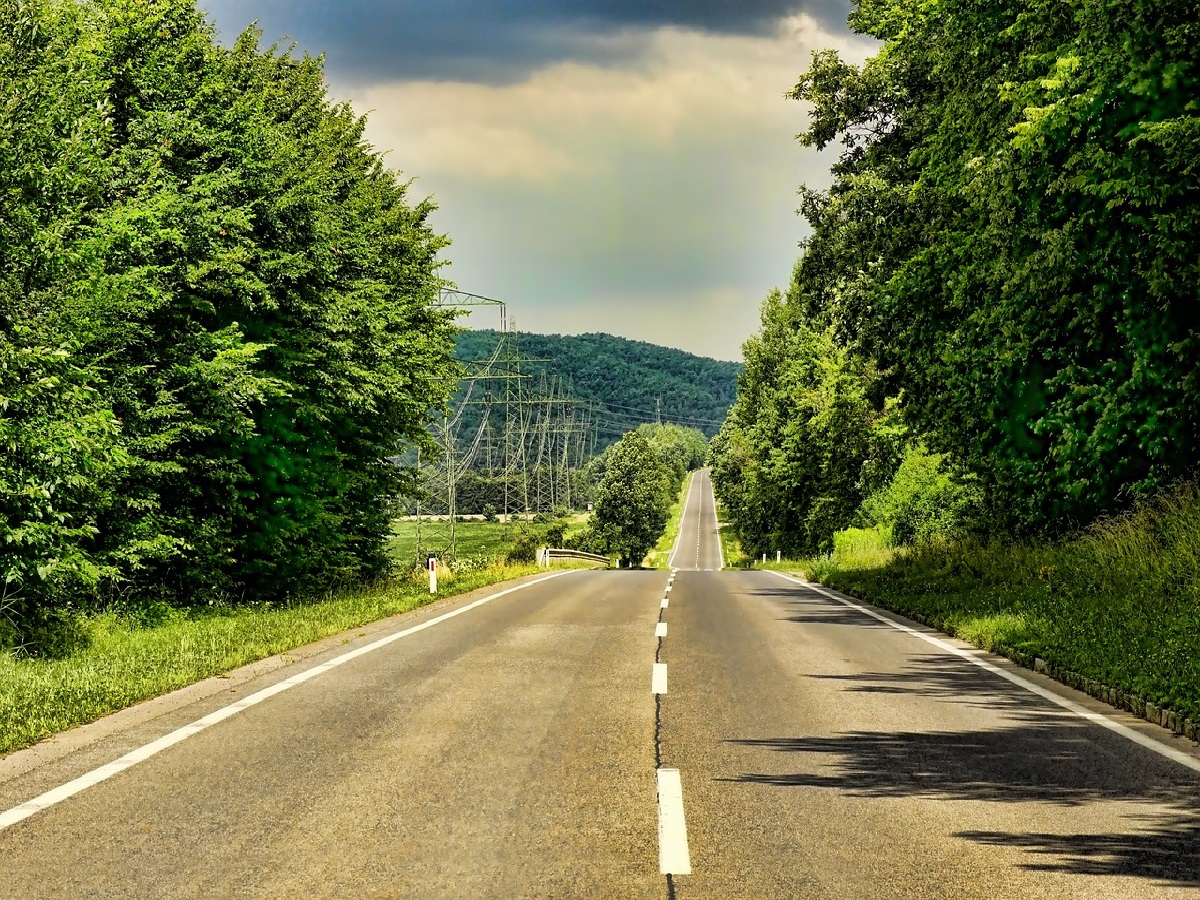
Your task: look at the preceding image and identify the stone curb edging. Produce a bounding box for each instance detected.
[820,580,1200,746]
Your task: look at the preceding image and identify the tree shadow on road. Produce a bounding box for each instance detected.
[743,585,897,628]
[720,722,1200,885]
[958,818,1200,884]
[807,653,1047,712]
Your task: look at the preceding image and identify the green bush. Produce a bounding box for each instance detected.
[543,520,568,548]
[860,447,982,546]
[505,526,540,564]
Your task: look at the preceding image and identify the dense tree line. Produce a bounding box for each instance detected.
[713,0,1199,555]
[1,0,457,649]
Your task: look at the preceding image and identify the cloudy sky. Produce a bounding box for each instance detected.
[196,2,872,361]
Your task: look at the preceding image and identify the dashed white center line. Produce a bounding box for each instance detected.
[652,663,668,694]
[655,622,668,638]
[661,598,669,609]
[656,768,692,875]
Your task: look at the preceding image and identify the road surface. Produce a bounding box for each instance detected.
[2,469,1198,897]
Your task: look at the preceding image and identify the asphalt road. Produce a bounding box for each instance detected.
[2,470,1199,897]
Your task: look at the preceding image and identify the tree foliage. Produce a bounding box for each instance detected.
[713,0,1200,550]
[0,0,457,650]
[711,290,903,556]
[634,423,708,494]
[591,431,675,566]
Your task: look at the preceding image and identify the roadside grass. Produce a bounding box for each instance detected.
[387,514,593,566]
[790,482,1200,728]
[715,501,750,568]
[0,561,555,757]
[646,474,693,569]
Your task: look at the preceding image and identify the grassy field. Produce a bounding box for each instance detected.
[387,519,518,565]
[783,484,1200,735]
[387,514,595,567]
[0,561,552,757]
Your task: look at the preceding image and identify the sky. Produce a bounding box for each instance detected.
[196,2,872,362]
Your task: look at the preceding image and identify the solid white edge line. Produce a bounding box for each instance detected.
[667,472,697,570]
[652,663,668,694]
[656,622,668,638]
[656,767,692,875]
[0,569,582,833]
[766,571,1200,774]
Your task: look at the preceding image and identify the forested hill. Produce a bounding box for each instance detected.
[454,330,741,439]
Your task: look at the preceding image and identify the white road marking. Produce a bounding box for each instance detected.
[767,571,1200,774]
[661,598,669,609]
[656,622,668,638]
[656,768,692,875]
[0,570,582,833]
[652,663,668,694]
[665,584,672,593]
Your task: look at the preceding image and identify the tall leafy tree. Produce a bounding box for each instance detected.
[0,0,458,646]
[711,290,902,556]
[788,0,1200,532]
[592,432,673,566]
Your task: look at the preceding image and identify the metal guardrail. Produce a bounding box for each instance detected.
[537,548,610,568]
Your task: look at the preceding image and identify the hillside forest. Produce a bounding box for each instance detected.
[454,329,740,442]
[711,0,1200,558]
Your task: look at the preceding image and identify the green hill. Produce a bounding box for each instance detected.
[453,330,741,443]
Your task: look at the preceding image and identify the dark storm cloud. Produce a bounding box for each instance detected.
[198,1,852,84]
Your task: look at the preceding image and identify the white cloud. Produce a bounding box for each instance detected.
[341,16,874,360]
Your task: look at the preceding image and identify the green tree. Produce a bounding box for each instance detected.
[0,0,458,646]
[785,0,1200,533]
[634,422,708,493]
[592,432,673,567]
[0,338,125,647]
[710,289,903,556]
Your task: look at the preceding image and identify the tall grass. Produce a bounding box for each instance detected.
[802,481,1200,727]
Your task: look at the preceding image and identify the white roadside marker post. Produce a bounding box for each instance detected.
[428,556,437,594]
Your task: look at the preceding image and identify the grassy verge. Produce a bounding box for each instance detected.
[0,561,557,757]
[715,500,750,568]
[646,473,694,569]
[790,485,1200,734]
